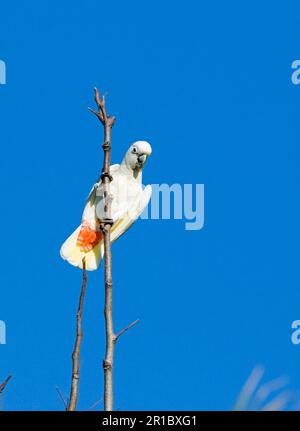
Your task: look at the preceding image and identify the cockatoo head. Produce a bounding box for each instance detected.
[123,141,152,171]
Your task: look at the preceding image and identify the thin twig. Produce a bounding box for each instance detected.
[67,258,88,411]
[55,386,68,409]
[0,375,12,411]
[88,398,103,410]
[0,375,12,395]
[114,319,140,341]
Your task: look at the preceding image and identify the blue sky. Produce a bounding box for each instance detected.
[1,0,300,410]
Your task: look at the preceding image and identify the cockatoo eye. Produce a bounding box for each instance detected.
[132,147,137,154]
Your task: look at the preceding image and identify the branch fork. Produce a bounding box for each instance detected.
[88,88,115,129]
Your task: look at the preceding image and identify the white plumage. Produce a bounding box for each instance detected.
[60,141,152,271]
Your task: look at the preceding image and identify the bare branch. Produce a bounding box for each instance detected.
[114,319,140,341]
[88,107,101,118]
[0,375,12,395]
[67,258,88,411]
[88,398,103,410]
[0,375,12,411]
[55,386,68,409]
[90,88,115,411]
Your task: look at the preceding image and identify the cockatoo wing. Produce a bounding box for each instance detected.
[60,164,120,271]
[110,184,152,243]
[61,167,151,272]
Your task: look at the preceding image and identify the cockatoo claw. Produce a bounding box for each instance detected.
[101,172,113,182]
[101,218,114,227]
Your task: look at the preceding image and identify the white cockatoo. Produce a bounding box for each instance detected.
[60,141,152,271]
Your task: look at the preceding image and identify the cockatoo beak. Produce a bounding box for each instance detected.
[138,154,147,164]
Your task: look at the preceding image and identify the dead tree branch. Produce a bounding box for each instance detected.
[55,386,68,409]
[90,87,115,411]
[0,375,12,410]
[88,398,103,410]
[67,257,87,411]
[90,88,139,411]
[114,319,140,341]
[0,375,12,396]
